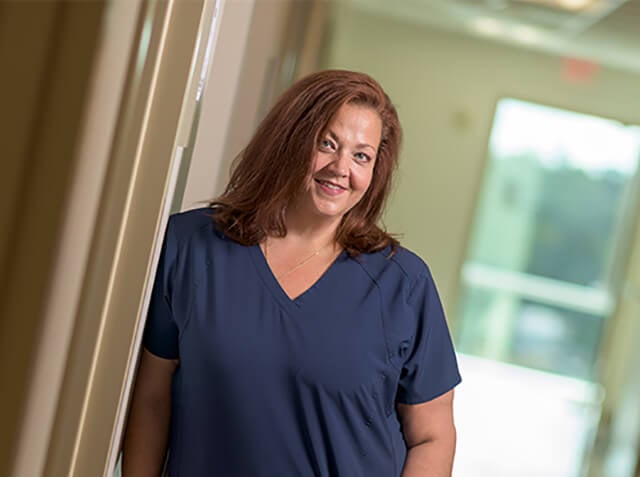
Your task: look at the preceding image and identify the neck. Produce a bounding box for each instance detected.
[279,205,341,250]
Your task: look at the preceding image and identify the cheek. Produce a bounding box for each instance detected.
[312,152,332,174]
[351,166,374,193]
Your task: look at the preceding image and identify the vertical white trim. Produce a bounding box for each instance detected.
[105,2,226,474]
[106,144,184,477]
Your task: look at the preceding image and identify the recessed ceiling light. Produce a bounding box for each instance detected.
[511,25,543,44]
[516,0,597,11]
[471,17,504,36]
[557,0,594,9]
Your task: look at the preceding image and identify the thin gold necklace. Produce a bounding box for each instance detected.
[264,239,330,280]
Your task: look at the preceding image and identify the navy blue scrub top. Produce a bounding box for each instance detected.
[144,208,461,477]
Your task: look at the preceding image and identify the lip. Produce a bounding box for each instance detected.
[314,178,347,196]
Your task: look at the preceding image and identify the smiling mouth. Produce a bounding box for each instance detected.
[314,178,347,191]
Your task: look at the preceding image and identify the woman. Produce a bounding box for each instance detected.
[123,70,461,477]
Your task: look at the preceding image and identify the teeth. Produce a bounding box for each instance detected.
[318,180,341,190]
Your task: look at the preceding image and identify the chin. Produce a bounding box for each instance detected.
[311,200,348,219]
[312,209,345,221]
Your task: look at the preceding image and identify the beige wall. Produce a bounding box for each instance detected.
[182,0,299,208]
[181,0,257,210]
[324,6,640,316]
[216,0,292,194]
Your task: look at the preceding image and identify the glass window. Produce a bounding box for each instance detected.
[456,98,640,381]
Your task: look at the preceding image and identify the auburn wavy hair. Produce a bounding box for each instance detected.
[210,69,402,256]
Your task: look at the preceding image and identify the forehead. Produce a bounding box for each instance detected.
[324,103,382,139]
[331,102,378,121]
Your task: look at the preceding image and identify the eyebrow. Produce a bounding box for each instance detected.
[327,130,378,153]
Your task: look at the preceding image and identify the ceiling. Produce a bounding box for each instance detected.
[348,0,640,74]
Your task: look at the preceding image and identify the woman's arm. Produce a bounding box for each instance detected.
[397,389,457,477]
[122,349,178,477]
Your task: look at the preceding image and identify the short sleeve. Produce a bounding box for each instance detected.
[143,217,179,359]
[396,267,461,404]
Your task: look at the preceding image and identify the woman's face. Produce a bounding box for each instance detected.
[293,103,382,225]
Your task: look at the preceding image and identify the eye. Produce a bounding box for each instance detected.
[319,138,336,151]
[354,152,372,163]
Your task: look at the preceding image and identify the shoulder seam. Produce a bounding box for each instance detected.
[407,269,430,304]
[170,208,216,245]
[350,256,394,365]
[388,254,411,280]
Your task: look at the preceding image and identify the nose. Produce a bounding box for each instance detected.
[330,149,350,177]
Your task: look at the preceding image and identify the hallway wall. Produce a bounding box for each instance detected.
[323,5,640,313]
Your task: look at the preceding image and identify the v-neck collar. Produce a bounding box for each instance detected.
[248,243,347,314]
